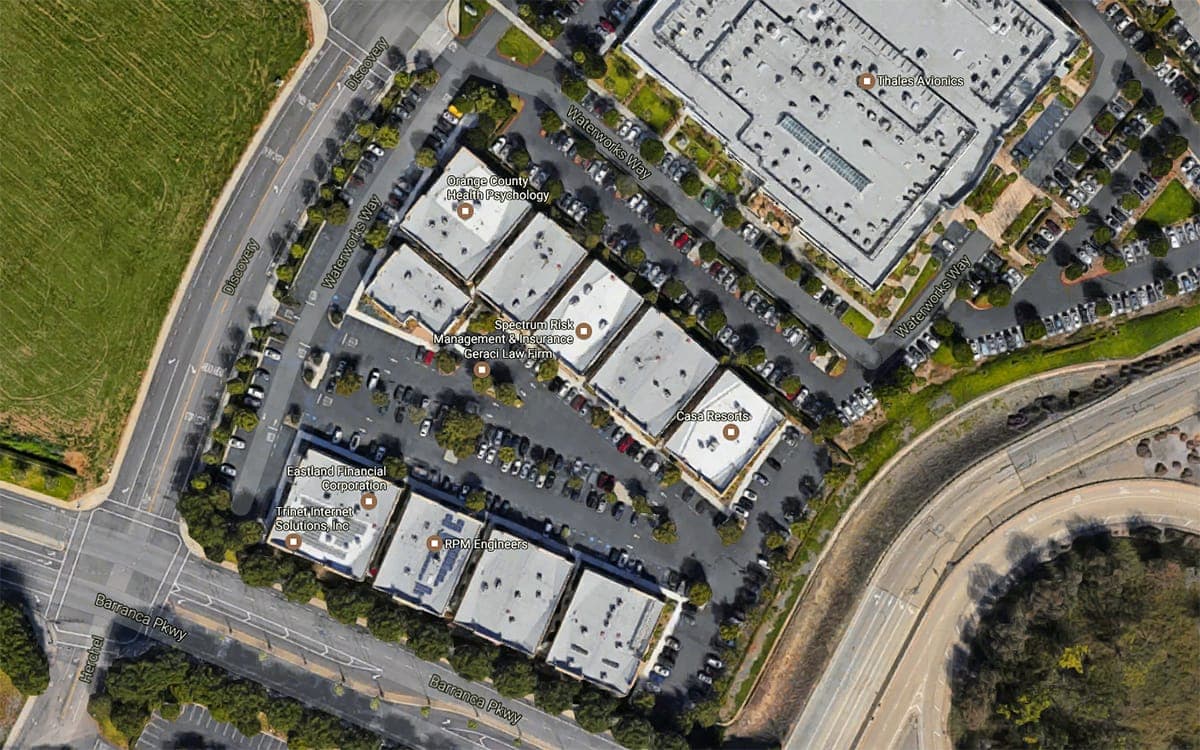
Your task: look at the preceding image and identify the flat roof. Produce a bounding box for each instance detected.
[401,149,531,281]
[267,446,401,581]
[355,244,471,335]
[623,0,1075,288]
[477,214,588,321]
[373,492,484,615]
[545,569,665,695]
[453,529,575,655]
[665,371,782,491]
[544,261,643,373]
[591,309,718,436]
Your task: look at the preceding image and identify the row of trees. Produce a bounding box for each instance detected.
[88,648,378,749]
[0,601,49,695]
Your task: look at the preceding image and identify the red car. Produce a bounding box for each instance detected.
[673,232,690,249]
[616,434,634,453]
[422,349,436,367]
[598,18,616,33]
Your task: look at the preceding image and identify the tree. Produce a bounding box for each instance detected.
[1093,111,1117,135]
[703,309,727,333]
[1103,254,1127,273]
[282,568,320,603]
[436,409,485,457]
[367,599,411,642]
[465,489,487,513]
[495,382,519,405]
[0,602,50,695]
[539,108,563,133]
[659,463,681,487]
[1064,261,1085,280]
[234,354,258,373]
[717,517,744,545]
[739,345,767,367]
[615,173,638,196]
[956,279,977,300]
[589,407,612,429]
[493,656,538,698]
[640,138,665,163]
[679,171,703,196]
[1143,47,1164,66]
[323,583,373,624]
[719,623,742,643]
[1089,167,1112,186]
[652,519,678,544]
[1162,134,1189,160]
[1022,319,1047,341]
[448,639,498,681]
[415,147,438,169]
[534,674,578,714]
[624,245,646,266]
[687,581,712,607]
[226,378,247,396]
[662,278,688,301]
[1149,236,1170,257]
[1095,299,1113,317]
[803,275,824,295]
[574,688,619,733]
[335,371,363,396]
[407,619,453,662]
[572,47,607,78]
[698,240,718,263]
[365,223,390,248]
[435,349,459,374]
[779,374,802,394]
[472,374,494,394]
[612,717,656,749]
[654,205,676,227]
[584,210,606,234]
[382,455,407,481]
[561,74,588,101]
[1164,277,1180,296]
[1067,144,1088,165]
[1120,79,1143,101]
[574,138,597,160]
[326,200,350,225]
[510,148,531,171]
[1146,104,1165,126]
[986,284,1012,307]
[723,207,745,229]
[931,318,956,340]
[536,359,558,382]
[375,126,399,149]
[1149,156,1173,178]
[764,531,787,550]
[951,339,974,366]
[234,409,259,432]
[341,141,362,161]
[307,205,325,224]
[761,243,783,265]
[1120,192,1142,211]
[355,121,376,139]
[546,178,565,202]
[737,274,756,294]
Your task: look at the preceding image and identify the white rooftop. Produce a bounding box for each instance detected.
[267,446,401,581]
[665,370,782,491]
[624,0,1075,288]
[545,569,665,695]
[373,492,484,615]
[453,529,574,655]
[401,149,531,281]
[544,261,644,373]
[591,309,718,436]
[477,214,588,321]
[355,244,470,335]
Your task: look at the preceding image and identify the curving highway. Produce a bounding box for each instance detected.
[786,357,1200,750]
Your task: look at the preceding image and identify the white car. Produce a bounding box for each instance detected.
[366,368,380,390]
[219,463,238,478]
[490,135,508,156]
[419,418,432,437]
[263,347,282,361]
[228,437,247,450]
[366,143,386,157]
[246,384,265,399]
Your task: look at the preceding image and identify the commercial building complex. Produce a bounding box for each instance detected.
[401,149,531,281]
[453,529,574,655]
[623,0,1076,288]
[545,569,666,695]
[665,370,783,492]
[590,308,718,436]
[266,442,402,581]
[476,214,589,321]
[543,261,644,374]
[373,492,484,615]
[349,244,471,339]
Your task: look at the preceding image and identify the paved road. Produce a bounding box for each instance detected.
[785,356,1200,750]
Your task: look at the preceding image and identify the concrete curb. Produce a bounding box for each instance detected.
[22,0,329,515]
[722,327,1200,725]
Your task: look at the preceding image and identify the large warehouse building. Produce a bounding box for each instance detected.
[623,0,1076,288]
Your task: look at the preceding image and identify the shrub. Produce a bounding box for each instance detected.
[687,581,712,607]
[0,602,50,695]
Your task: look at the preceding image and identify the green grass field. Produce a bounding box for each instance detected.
[841,307,874,338]
[1143,179,1199,226]
[0,0,307,492]
[629,83,680,134]
[894,257,942,317]
[602,49,639,101]
[458,0,490,38]
[495,26,542,66]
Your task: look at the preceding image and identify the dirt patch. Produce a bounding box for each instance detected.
[727,365,1115,743]
[62,450,89,475]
